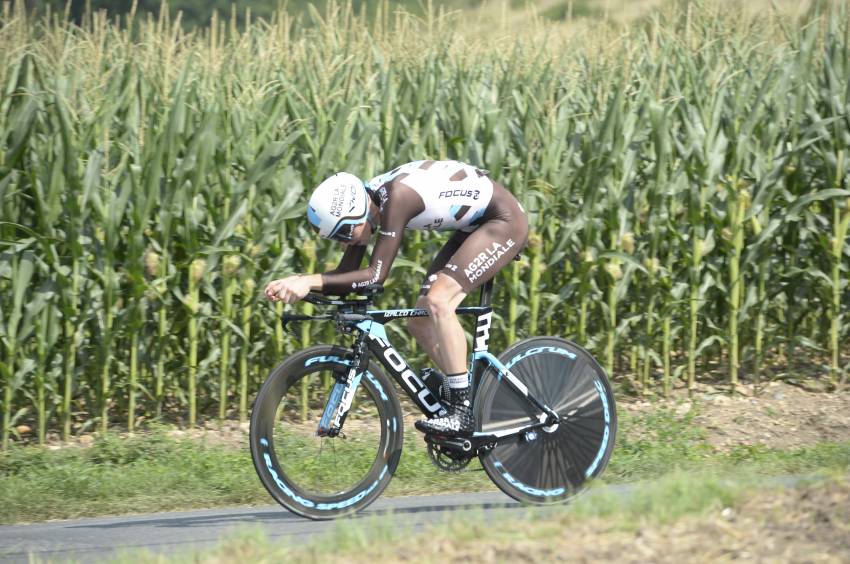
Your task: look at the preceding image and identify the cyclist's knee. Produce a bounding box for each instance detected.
[424,274,465,318]
[423,291,455,319]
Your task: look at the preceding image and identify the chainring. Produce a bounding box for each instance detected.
[426,439,473,472]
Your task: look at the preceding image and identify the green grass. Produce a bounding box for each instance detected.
[611,405,850,480]
[0,431,263,524]
[0,427,492,524]
[2,406,848,524]
[608,407,712,480]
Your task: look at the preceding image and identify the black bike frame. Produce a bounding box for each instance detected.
[357,298,493,418]
[342,278,558,431]
[290,273,561,443]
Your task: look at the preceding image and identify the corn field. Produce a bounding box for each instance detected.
[1,0,849,446]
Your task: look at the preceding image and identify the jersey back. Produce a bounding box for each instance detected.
[368,160,494,232]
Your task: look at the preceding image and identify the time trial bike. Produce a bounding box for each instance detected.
[249,271,617,520]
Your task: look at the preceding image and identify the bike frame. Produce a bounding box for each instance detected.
[316,278,559,443]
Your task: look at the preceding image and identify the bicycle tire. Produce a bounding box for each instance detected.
[250,345,404,520]
[475,337,617,504]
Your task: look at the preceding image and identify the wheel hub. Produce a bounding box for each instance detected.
[538,412,560,433]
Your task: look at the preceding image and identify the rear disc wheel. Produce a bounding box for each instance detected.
[475,337,617,504]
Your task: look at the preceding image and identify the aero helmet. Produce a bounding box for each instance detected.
[306,172,370,241]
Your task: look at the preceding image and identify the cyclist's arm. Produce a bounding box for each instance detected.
[320,182,424,294]
[325,245,368,276]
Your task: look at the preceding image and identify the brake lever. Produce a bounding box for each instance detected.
[281,313,310,332]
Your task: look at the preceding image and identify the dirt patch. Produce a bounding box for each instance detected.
[619,381,850,452]
[521,479,849,563]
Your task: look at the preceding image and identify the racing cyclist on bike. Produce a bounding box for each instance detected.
[264,160,529,436]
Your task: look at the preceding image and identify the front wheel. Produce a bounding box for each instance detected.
[475,337,617,504]
[250,345,403,520]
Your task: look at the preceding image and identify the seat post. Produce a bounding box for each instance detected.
[478,278,494,307]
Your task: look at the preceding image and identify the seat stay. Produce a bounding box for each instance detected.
[472,351,560,424]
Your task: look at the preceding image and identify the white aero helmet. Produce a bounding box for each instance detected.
[306,172,370,241]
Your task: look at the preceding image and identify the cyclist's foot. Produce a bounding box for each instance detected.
[415,384,474,436]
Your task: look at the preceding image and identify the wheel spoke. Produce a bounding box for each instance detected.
[266,366,386,497]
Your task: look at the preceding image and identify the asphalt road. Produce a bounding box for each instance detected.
[0,491,525,563]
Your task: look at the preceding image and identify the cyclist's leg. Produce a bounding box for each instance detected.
[408,231,469,371]
[439,204,529,297]
[413,273,474,435]
[415,201,528,435]
[433,216,527,365]
[421,274,468,377]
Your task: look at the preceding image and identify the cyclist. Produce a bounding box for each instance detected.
[264,160,528,436]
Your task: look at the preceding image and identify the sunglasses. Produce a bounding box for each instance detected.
[330,222,357,243]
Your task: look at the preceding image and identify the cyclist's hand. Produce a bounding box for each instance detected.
[264,275,311,304]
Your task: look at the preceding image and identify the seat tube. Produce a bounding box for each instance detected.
[471,279,495,392]
[478,278,494,307]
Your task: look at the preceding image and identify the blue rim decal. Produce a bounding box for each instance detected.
[260,435,389,511]
[585,378,611,477]
[261,448,316,508]
[305,355,348,366]
[505,346,577,369]
[365,372,388,401]
[493,461,565,497]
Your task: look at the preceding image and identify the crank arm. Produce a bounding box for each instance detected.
[427,420,547,454]
[426,434,483,454]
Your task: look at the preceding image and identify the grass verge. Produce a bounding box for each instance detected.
[1,405,848,524]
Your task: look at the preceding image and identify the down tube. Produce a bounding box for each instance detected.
[356,320,448,418]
